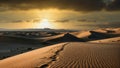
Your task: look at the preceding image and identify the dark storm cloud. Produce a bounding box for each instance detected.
[0,0,105,11]
[0,0,120,11]
[106,0,120,11]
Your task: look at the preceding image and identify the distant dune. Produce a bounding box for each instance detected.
[45,33,85,43]
[88,31,120,40]
[42,28,120,43]
[0,28,120,68]
[89,37,120,43]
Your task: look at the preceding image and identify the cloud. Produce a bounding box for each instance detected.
[0,0,105,11]
[12,20,24,23]
[11,19,34,23]
[106,0,120,11]
[54,19,70,23]
[76,22,120,28]
[77,19,97,22]
[0,0,120,12]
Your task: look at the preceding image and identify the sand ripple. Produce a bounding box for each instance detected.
[49,43,120,68]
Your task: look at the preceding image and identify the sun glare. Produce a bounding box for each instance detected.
[39,19,52,28]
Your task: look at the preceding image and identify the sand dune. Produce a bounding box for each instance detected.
[0,28,120,68]
[45,33,85,43]
[42,28,120,43]
[38,33,65,42]
[49,42,120,68]
[89,37,120,43]
[71,29,120,41]
[71,31,91,38]
[88,31,120,40]
[0,43,68,68]
[0,42,119,68]
[94,28,120,33]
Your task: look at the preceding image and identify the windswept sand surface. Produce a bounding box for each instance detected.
[0,43,68,68]
[89,37,120,43]
[0,42,120,68]
[48,43,120,68]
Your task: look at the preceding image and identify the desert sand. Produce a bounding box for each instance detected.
[0,42,120,68]
[0,28,120,68]
[89,37,120,43]
[48,42,120,68]
[0,43,68,68]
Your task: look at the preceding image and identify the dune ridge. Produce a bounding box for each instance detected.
[41,28,120,43]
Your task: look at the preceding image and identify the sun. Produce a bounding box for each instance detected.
[39,19,52,28]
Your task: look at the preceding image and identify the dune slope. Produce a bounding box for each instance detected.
[49,42,120,68]
[0,42,119,68]
[0,43,68,68]
[89,37,120,43]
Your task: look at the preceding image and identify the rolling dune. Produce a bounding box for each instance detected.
[0,42,119,68]
[49,42,120,68]
[0,28,120,68]
[89,37,120,43]
[45,33,85,43]
[0,43,68,68]
[41,28,120,43]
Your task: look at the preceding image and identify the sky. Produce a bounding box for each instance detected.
[0,0,120,30]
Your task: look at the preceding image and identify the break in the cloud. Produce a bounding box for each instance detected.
[0,0,105,11]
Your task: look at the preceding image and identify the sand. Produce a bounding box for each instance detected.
[71,31,91,38]
[48,42,120,68]
[0,28,120,68]
[0,43,68,68]
[89,37,120,43]
[0,42,120,68]
[37,28,120,43]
